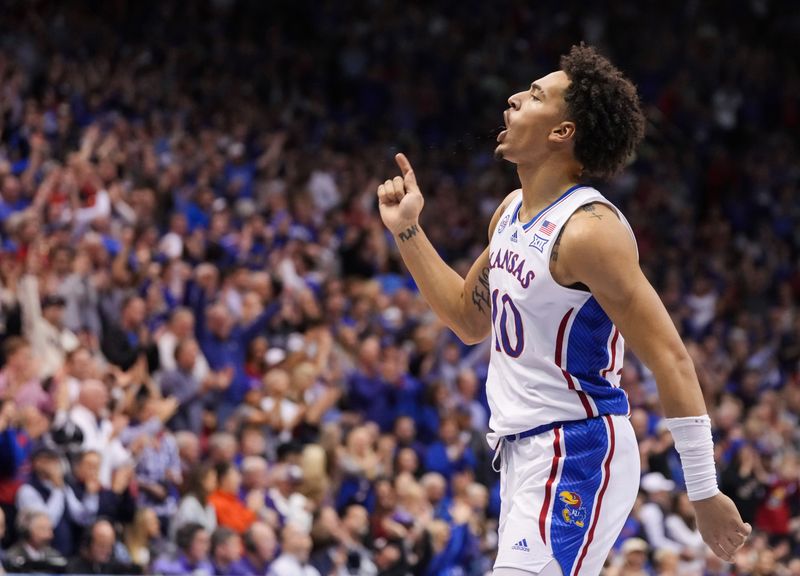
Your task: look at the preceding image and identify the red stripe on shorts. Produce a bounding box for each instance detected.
[573,415,616,574]
[539,426,562,546]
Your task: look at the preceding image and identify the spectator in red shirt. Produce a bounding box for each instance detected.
[208,463,256,535]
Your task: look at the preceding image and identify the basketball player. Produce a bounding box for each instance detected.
[376,45,750,576]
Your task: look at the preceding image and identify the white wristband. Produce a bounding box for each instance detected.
[664,415,719,501]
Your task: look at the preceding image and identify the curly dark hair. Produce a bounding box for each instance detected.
[560,44,645,180]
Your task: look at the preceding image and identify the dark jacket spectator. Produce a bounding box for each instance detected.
[65,519,141,575]
[4,509,67,574]
[68,450,135,529]
[15,447,97,556]
[99,296,159,373]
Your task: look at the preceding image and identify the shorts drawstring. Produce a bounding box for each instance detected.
[491,438,504,473]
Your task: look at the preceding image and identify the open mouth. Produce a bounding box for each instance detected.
[496,112,509,143]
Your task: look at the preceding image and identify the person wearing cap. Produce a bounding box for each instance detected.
[639,472,684,556]
[15,446,98,557]
[653,548,680,576]
[617,538,651,576]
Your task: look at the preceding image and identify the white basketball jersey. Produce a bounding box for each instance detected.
[486,185,634,436]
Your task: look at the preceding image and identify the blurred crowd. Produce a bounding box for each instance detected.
[0,0,799,574]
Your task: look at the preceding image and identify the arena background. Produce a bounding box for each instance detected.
[0,0,799,574]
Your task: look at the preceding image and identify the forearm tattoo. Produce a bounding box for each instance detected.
[398,224,419,242]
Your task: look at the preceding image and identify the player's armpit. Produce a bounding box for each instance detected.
[455,190,522,341]
[555,205,707,417]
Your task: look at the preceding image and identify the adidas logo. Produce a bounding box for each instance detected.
[510,230,518,243]
[511,538,530,552]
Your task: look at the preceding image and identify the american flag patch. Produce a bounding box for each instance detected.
[539,220,556,235]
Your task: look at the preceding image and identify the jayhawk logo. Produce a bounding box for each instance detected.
[559,491,587,528]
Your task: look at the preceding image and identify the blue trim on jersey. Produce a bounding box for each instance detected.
[566,298,630,416]
[518,184,586,231]
[550,418,609,575]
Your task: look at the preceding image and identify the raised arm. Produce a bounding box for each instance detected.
[554,202,750,562]
[376,153,513,344]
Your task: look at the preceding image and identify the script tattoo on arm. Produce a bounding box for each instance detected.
[471,266,491,315]
[398,224,419,242]
[550,232,562,263]
[580,204,604,220]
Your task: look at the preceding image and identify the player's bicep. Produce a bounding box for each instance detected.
[565,218,688,369]
[591,270,688,369]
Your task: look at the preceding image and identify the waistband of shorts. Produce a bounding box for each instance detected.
[503,413,624,443]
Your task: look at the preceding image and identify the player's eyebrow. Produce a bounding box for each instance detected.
[530,83,545,98]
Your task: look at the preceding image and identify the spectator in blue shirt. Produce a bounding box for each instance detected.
[423,417,476,483]
[191,286,279,418]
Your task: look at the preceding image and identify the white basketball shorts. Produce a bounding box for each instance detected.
[494,414,640,576]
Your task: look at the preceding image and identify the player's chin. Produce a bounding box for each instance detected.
[494,144,515,163]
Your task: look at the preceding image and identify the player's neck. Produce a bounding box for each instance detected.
[516,161,580,222]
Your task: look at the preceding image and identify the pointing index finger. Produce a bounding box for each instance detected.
[395,153,414,177]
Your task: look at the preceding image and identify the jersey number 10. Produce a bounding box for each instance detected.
[491,289,524,357]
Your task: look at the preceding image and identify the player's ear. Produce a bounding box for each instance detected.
[549,121,576,144]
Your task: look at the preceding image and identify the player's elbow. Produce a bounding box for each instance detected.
[457,333,483,346]
[453,324,490,346]
[673,349,697,381]
[654,342,696,382]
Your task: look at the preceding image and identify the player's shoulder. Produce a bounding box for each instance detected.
[568,201,619,224]
[554,199,638,287]
[488,189,522,240]
[559,200,635,261]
